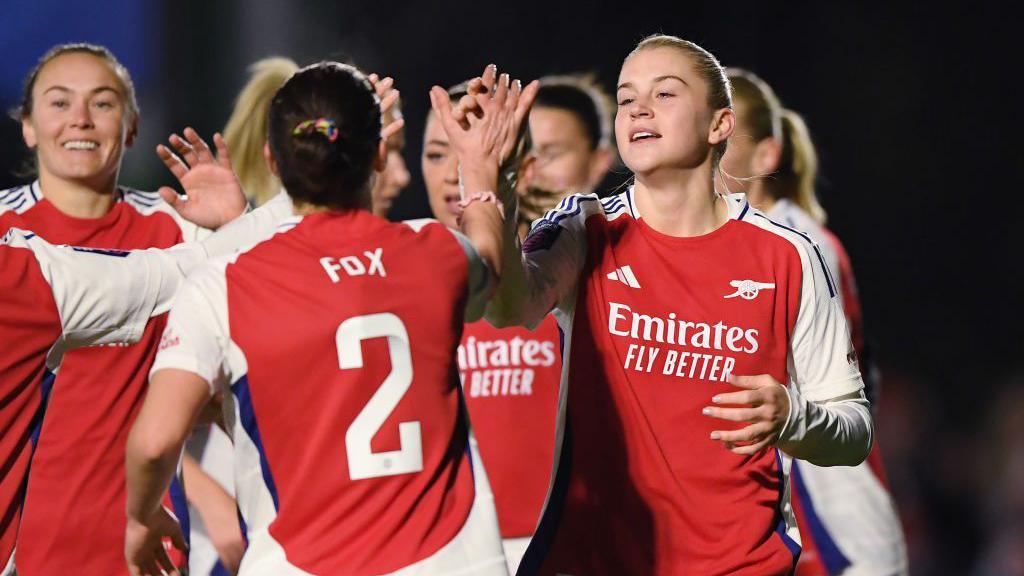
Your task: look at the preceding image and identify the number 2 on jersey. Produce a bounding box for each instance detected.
[336,313,423,480]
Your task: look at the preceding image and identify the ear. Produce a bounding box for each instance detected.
[374,140,387,173]
[752,137,783,174]
[516,153,537,193]
[587,147,615,189]
[263,142,280,176]
[708,107,736,147]
[21,117,37,149]
[124,115,139,148]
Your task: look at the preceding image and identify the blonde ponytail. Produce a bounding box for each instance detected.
[223,57,299,206]
[778,109,827,224]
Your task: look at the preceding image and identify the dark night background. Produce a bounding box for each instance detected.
[1,2,1020,573]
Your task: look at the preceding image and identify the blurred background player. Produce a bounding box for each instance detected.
[451,36,874,575]
[0,43,243,576]
[126,61,532,575]
[519,73,617,222]
[721,67,908,576]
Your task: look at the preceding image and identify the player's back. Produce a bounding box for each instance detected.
[0,244,62,571]
[219,211,500,575]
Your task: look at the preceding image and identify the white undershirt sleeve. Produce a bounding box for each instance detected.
[149,264,232,397]
[784,233,873,465]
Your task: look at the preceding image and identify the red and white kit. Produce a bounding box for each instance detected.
[0,229,197,575]
[0,182,205,575]
[506,189,869,575]
[459,315,560,567]
[152,210,506,575]
[768,199,907,576]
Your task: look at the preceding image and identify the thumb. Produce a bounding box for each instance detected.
[159,186,185,210]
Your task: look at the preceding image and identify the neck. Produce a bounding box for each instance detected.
[744,183,776,213]
[633,163,729,237]
[37,171,118,219]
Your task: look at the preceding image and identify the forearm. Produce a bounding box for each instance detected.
[125,428,182,522]
[778,389,874,466]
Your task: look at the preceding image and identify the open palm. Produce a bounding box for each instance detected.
[157,127,247,230]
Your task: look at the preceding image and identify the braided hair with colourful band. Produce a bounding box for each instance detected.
[292,118,339,143]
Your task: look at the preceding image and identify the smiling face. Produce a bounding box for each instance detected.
[421,111,461,228]
[615,47,727,178]
[21,52,135,191]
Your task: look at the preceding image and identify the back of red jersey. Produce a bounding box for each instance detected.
[154,211,504,575]
[460,317,561,539]
[0,183,187,575]
[0,245,61,571]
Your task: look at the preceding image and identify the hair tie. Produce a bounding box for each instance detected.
[292,118,338,143]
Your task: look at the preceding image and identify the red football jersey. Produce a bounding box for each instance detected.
[0,182,197,575]
[152,211,506,575]
[514,190,862,576]
[460,316,561,538]
[0,229,190,572]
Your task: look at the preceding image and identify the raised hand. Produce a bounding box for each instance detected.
[157,127,248,230]
[125,506,187,576]
[703,374,791,456]
[429,64,539,195]
[367,74,405,143]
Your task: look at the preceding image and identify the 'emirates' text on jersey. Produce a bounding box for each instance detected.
[518,190,862,576]
[460,317,561,539]
[152,211,506,575]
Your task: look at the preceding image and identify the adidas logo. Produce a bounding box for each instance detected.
[606,265,641,289]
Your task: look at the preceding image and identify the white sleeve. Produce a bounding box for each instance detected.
[448,228,493,322]
[781,237,873,466]
[4,229,207,348]
[778,388,873,466]
[201,191,295,258]
[789,238,863,402]
[486,194,590,328]
[149,264,231,396]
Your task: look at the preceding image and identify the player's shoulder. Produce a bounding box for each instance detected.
[119,186,173,216]
[537,190,632,230]
[0,181,40,216]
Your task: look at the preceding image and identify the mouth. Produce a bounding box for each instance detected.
[62,140,100,151]
[444,194,461,214]
[629,130,661,143]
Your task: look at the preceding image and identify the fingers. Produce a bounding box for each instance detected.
[702,406,762,423]
[513,79,541,128]
[379,88,400,115]
[156,144,188,181]
[711,390,761,406]
[154,544,179,575]
[168,133,199,167]
[212,132,232,169]
[381,117,405,141]
[726,373,775,390]
[157,186,184,208]
[710,422,769,444]
[183,126,215,164]
[481,63,497,94]
[729,437,773,455]
[429,86,460,136]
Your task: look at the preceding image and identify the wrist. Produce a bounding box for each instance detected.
[458,163,499,197]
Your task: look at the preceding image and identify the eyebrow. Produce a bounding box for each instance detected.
[42,85,122,97]
[617,75,688,90]
[425,139,449,147]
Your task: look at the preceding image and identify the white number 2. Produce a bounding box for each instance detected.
[336,313,423,480]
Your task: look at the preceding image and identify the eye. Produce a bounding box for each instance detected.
[656,91,674,99]
[50,99,69,109]
[424,152,445,163]
[617,97,634,106]
[94,100,115,110]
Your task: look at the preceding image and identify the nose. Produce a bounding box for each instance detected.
[69,98,94,129]
[628,96,652,119]
[443,154,460,184]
